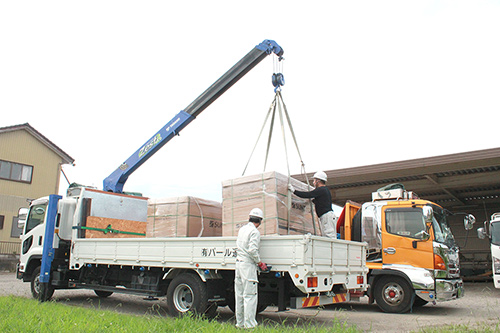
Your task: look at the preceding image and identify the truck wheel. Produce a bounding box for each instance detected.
[94,290,113,298]
[166,273,208,317]
[31,266,54,301]
[374,276,413,313]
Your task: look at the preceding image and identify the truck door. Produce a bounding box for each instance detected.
[490,220,500,288]
[381,207,433,269]
[19,199,49,270]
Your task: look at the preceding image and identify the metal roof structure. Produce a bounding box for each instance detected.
[295,147,500,212]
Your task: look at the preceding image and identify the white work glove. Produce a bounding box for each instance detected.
[288,184,295,192]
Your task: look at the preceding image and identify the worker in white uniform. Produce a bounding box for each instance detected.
[234,208,268,329]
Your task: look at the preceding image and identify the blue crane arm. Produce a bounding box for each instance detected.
[103,39,284,193]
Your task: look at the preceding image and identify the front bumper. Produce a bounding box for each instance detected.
[435,278,464,301]
[416,278,464,303]
[16,263,23,280]
[383,264,464,303]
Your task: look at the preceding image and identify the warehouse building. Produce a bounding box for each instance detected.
[296,147,500,278]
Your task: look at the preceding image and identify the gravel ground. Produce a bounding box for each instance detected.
[1,271,499,332]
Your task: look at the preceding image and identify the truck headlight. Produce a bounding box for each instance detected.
[443,281,453,292]
[493,256,500,275]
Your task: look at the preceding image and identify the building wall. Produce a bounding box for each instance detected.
[0,129,64,243]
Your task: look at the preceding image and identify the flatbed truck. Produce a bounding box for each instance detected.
[15,39,368,317]
[17,187,367,316]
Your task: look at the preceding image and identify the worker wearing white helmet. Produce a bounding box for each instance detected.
[234,208,268,329]
[288,171,338,239]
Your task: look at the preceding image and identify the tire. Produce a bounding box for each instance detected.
[374,276,413,313]
[166,273,208,317]
[94,290,113,298]
[31,266,54,301]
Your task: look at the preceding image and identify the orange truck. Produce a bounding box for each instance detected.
[337,184,476,313]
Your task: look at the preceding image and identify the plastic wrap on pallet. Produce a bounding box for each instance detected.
[147,196,222,237]
[222,171,320,236]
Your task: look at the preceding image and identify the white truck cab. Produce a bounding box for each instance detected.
[478,213,500,288]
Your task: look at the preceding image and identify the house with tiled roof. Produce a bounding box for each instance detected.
[0,123,74,259]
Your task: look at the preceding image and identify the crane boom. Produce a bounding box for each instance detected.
[103,40,284,193]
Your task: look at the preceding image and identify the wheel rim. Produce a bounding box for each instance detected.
[382,282,404,305]
[173,283,194,312]
[33,273,41,295]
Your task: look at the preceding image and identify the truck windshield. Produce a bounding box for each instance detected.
[431,205,456,248]
[385,207,426,239]
[491,221,500,246]
[25,203,47,234]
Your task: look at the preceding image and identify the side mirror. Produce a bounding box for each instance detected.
[464,214,476,231]
[422,206,433,223]
[477,227,487,240]
[17,207,29,229]
[415,230,430,241]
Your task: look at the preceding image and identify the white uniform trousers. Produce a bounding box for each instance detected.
[234,260,259,328]
[319,210,337,239]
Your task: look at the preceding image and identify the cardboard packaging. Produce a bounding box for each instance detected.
[222,171,320,236]
[147,196,222,237]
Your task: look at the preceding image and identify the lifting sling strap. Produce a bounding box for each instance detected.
[242,90,317,235]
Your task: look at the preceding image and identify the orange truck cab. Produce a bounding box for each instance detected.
[338,184,475,313]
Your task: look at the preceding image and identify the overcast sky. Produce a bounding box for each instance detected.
[1,1,499,202]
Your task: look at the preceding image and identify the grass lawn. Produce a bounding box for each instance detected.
[0,296,360,332]
[3,295,496,332]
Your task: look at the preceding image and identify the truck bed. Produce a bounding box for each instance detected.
[71,234,367,292]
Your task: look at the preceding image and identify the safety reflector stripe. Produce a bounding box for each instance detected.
[292,293,349,309]
[333,294,347,303]
[302,296,320,307]
[301,294,347,308]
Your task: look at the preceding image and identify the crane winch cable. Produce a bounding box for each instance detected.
[272,55,285,92]
[242,89,317,235]
[275,91,317,235]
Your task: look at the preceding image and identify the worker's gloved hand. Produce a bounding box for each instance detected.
[288,184,295,192]
[258,262,268,271]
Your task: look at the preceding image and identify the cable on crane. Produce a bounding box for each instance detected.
[272,53,285,92]
[241,77,318,235]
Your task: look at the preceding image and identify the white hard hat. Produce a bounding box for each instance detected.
[313,171,327,182]
[249,208,264,219]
